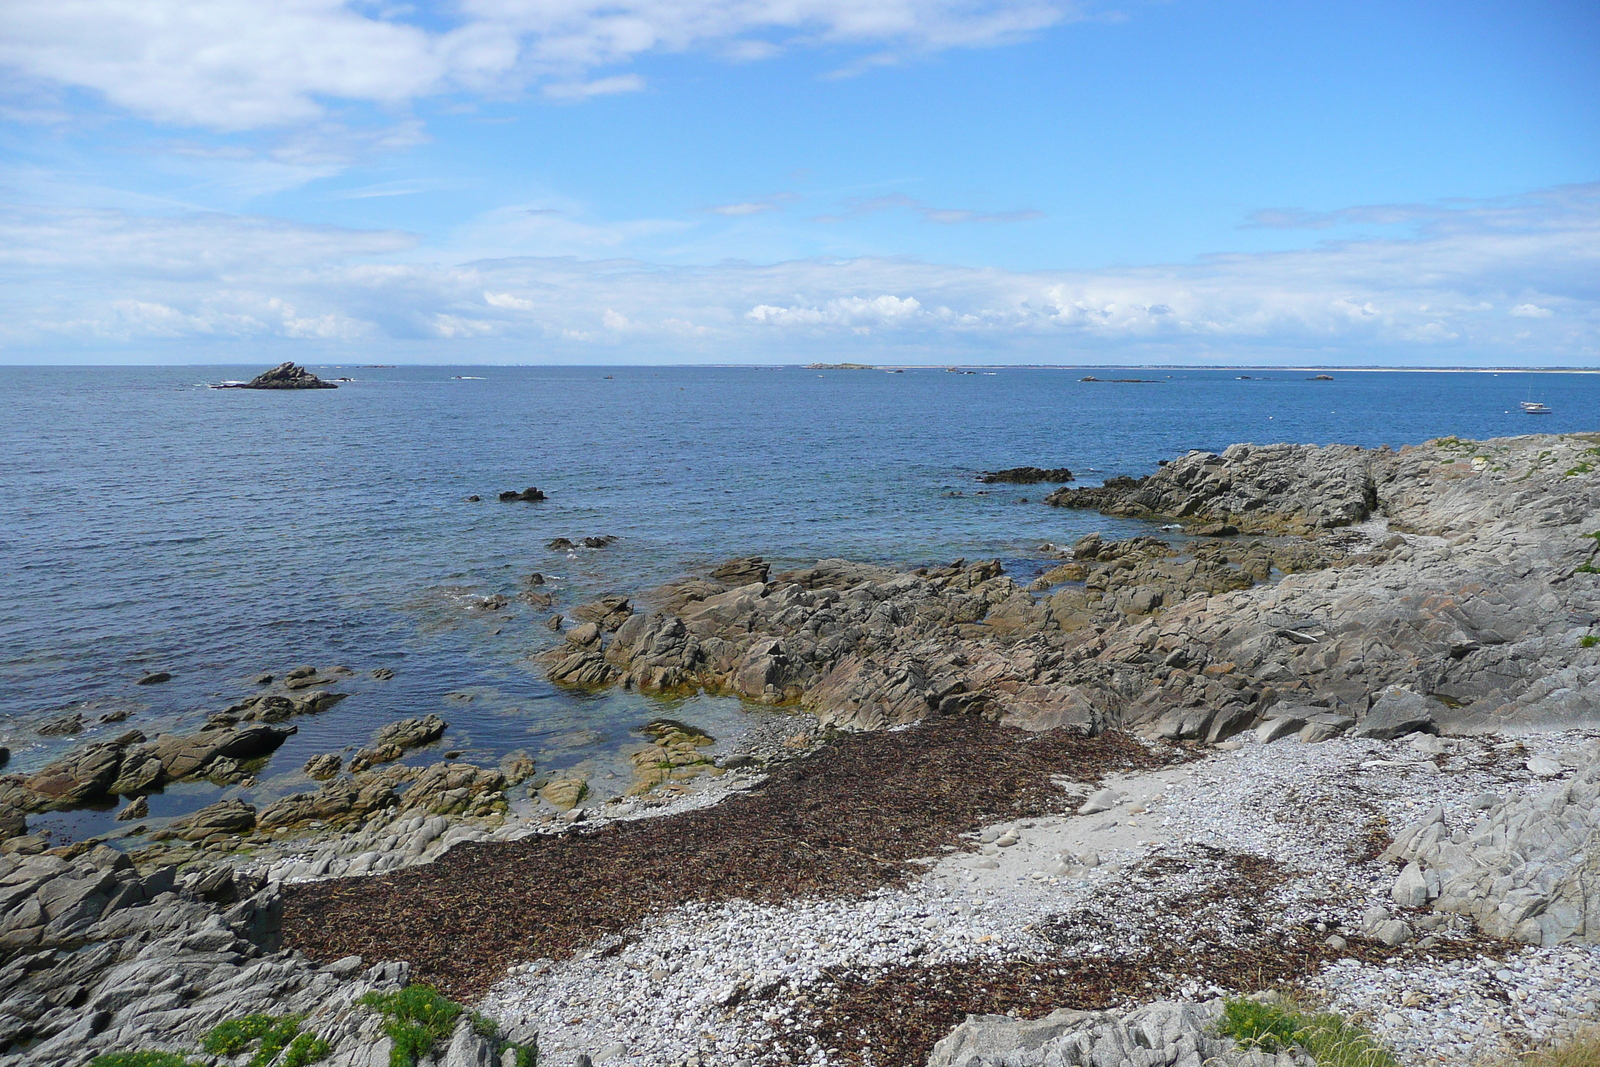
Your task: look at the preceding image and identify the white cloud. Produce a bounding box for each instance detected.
[748,293,924,327]
[0,182,1594,363]
[0,0,447,131]
[702,192,800,216]
[0,0,1086,130]
[542,74,646,100]
[484,290,538,310]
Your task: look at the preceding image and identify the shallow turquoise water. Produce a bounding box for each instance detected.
[3,364,1594,840]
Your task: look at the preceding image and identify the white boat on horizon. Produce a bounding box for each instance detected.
[1520,401,1552,414]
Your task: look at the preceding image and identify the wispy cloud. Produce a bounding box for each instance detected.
[0,182,1593,363]
[811,193,1043,224]
[542,74,646,100]
[703,192,801,216]
[1244,204,1443,230]
[0,0,1091,131]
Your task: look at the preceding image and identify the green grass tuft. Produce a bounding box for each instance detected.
[202,1014,279,1056]
[1583,636,1599,648]
[1217,998,1399,1067]
[359,983,536,1067]
[198,1012,321,1067]
[359,984,465,1067]
[281,1032,332,1067]
[89,1055,199,1067]
[1217,998,1303,1052]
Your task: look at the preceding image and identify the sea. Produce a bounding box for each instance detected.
[4,364,1596,844]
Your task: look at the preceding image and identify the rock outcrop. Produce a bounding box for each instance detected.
[225,362,338,390]
[0,723,295,814]
[1045,443,1380,534]
[542,434,1600,741]
[1385,743,1600,946]
[0,845,411,1067]
[928,1000,1305,1067]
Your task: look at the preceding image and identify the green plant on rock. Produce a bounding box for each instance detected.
[199,1013,323,1067]
[1217,998,1302,1052]
[281,1032,332,1067]
[1582,635,1599,648]
[359,984,463,1067]
[89,1055,202,1067]
[1217,998,1399,1067]
[359,984,537,1067]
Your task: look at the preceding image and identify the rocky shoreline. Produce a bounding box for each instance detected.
[5,431,1600,1067]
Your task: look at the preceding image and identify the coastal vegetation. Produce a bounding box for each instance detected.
[1217,998,1399,1067]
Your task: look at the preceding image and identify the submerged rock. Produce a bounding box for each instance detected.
[977,466,1074,484]
[349,714,448,772]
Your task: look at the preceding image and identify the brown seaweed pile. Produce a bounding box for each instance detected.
[281,716,1177,999]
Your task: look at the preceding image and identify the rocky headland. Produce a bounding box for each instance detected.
[6,432,1600,1067]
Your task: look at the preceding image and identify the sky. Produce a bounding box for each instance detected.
[0,0,1596,365]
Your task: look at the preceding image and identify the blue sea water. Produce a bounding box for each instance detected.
[2,364,1596,843]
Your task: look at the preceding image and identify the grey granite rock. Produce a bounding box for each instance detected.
[1385,745,1600,945]
[926,999,1308,1067]
[1354,687,1438,739]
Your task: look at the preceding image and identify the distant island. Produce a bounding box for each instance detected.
[805,362,876,370]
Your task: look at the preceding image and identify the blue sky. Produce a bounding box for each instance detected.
[0,0,1596,364]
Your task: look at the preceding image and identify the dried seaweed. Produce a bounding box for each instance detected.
[773,927,1514,1067]
[281,717,1174,1000]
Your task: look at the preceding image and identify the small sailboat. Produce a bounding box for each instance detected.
[1520,401,1552,414]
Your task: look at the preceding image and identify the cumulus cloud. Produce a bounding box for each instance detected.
[0,182,1594,363]
[0,0,1086,130]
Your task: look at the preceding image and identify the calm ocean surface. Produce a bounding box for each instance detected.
[3,364,1596,842]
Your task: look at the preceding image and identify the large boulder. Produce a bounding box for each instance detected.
[571,595,633,632]
[258,774,400,829]
[152,723,295,779]
[167,799,257,841]
[1353,686,1438,739]
[26,744,125,807]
